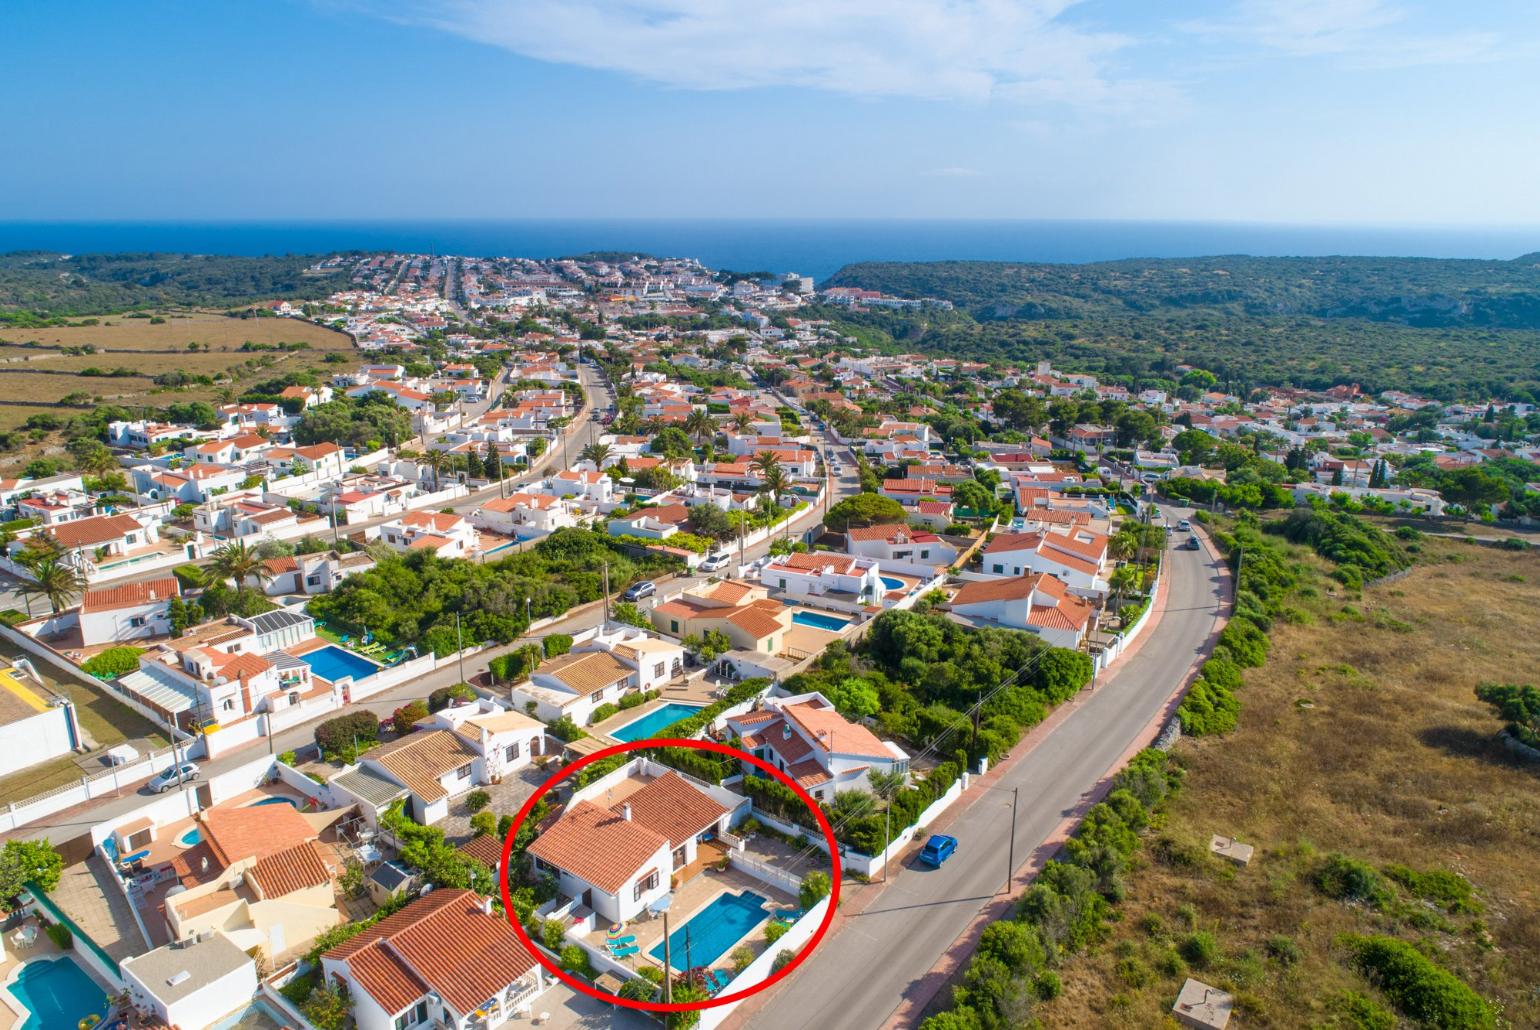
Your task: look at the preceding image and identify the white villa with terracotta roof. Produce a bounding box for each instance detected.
[650,580,791,655]
[844,523,959,572]
[322,887,548,1030]
[759,551,883,605]
[725,691,910,803]
[981,527,1110,596]
[948,573,1096,649]
[77,575,181,645]
[527,764,742,923]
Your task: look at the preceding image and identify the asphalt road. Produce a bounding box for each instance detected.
[744,504,1226,1030]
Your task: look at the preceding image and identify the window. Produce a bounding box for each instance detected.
[920,549,930,559]
[456,763,473,780]
[505,742,520,762]
[221,699,234,712]
[670,620,679,633]
[394,1000,428,1030]
[288,691,300,706]
[633,868,660,901]
[992,564,1004,574]
[129,616,147,628]
[306,575,322,586]
[653,662,664,679]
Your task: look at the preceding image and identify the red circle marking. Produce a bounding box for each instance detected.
[498,736,841,1013]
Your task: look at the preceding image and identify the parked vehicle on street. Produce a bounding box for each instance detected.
[1177,518,1192,531]
[919,834,958,866]
[622,580,656,602]
[699,553,731,573]
[147,762,200,794]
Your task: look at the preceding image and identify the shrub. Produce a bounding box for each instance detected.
[1177,677,1239,736]
[300,982,350,1030]
[464,790,491,813]
[731,945,755,972]
[1314,853,1393,909]
[278,750,297,766]
[588,703,619,725]
[81,646,144,679]
[764,921,790,944]
[1382,864,1480,913]
[392,700,429,735]
[1328,990,1397,1030]
[547,716,587,742]
[1178,932,1219,969]
[470,810,496,837]
[428,682,476,712]
[541,919,566,950]
[1265,934,1303,966]
[44,922,72,950]
[558,944,592,978]
[618,977,655,1001]
[799,870,832,909]
[1346,934,1495,1029]
[543,633,573,657]
[315,710,379,758]
[771,948,797,973]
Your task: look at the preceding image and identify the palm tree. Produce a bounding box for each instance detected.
[579,442,612,468]
[210,540,268,594]
[420,450,450,492]
[1108,564,1142,620]
[758,463,793,538]
[731,411,755,435]
[18,557,86,614]
[685,408,715,448]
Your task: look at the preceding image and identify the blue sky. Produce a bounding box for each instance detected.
[3,0,1537,223]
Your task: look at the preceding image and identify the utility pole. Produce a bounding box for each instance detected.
[660,907,673,1006]
[1007,786,1019,892]
[454,612,466,685]
[601,562,611,622]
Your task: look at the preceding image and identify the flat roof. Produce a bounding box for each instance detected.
[121,931,252,1005]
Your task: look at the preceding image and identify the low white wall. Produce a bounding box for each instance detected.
[698,897,830,1030]
[0,705,75,778]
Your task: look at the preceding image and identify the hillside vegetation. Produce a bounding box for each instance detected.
[0,251,351,317]
[822,256,1540,401]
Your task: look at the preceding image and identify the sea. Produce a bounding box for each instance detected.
[1,219,1536,284]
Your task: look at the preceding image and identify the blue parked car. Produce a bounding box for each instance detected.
[919,834,958,866]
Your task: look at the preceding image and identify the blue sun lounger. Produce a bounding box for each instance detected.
[610,944,639,959]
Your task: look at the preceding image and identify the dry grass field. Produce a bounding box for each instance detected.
[0,309,355,436]
[1042,536,1540,1028]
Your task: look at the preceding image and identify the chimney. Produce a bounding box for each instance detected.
[622,803,632,822]
[482,895,495,916]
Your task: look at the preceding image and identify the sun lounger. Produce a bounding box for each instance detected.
[606,934,637,946]
[609,944,639,959]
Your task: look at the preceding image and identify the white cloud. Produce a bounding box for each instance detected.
[1185,0,1503,68]
[377,0,1170,111]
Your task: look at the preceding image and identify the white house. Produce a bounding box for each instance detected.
[513,649,639,726]
[845,523,957,572]
[527,769,732,924]
[948,573,1096,649]
[724,691,910,803]
[378,511,479,559]
[472,493,577,540]
[759,552,883,604]
[981,528,1110,597]
[121,931,258,1030]
[322,889,547,1030]
[78,576,180,645]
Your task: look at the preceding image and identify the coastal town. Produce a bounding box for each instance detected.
[0,250,1536,1030]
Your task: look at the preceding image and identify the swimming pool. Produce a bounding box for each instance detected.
[6,956,108,1030]
[609,703,705,742]
[247,796,300,808]
[300,645,379,683]
[791,610,853,632]
[880,576,906,591]
[650,890,771,971]
[178,827,201,846]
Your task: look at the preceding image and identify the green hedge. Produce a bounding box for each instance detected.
[81,646,144,679]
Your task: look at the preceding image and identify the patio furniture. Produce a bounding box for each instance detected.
[610,944,639,959]
[12,924,36,946]
[606,934,636,947]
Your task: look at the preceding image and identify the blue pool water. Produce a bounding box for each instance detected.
[880,576,905,591]
[300,645,379,683]
[791,610,853,632]
[248,797,300,808]
[650,891,771,971]
[8,957,108,1030]
[609,703,705,742]
[178,828,201,846]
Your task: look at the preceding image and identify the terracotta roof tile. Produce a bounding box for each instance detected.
[367,729,479,803]
[80,576,179,613]
[248,840,332,898]
[615,772,727,849]
[526,800,666,894]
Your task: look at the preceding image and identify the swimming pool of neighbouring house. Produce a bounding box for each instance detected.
[609,703,706,742]
[247,796,300,808]
[791,610,853,632]
[177,827,201,846]
[880,576,906,591]
[5,956,109,1030]
[300,645,379,683]
[649,890,772,971]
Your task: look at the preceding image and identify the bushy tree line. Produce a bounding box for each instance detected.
[307,528,678,657]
